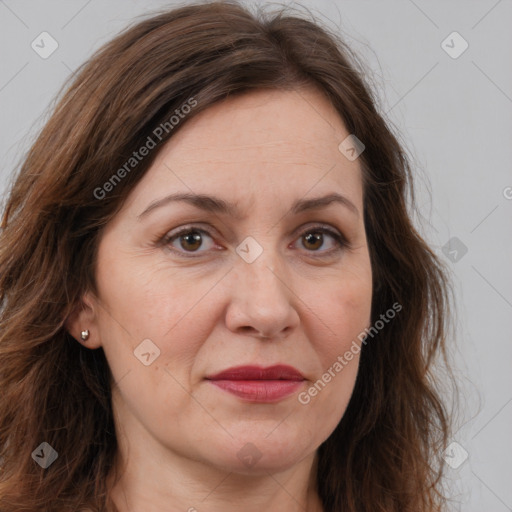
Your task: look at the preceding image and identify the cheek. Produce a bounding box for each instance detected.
[95,265,214,430]
[307,260,372,365]
[95,253,220,383]
[296,269,371,437]
[96,249,184,337]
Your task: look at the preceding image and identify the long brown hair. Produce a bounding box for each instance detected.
[0,1,456,510]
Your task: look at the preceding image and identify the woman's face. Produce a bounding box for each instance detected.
[74,87,372,474]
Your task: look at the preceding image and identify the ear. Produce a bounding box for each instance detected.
[65,291,102,349]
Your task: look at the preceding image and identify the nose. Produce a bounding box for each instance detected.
[224,256,300,341]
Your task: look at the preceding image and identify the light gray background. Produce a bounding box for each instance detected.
[0,1,511,510]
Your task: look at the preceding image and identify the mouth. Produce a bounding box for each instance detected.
[205,365,305,403]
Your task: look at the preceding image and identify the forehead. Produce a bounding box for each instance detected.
[125,87,363,215]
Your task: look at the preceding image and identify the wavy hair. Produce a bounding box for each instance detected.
[0,1,456,510]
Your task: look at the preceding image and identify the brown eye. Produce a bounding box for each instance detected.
[302,232,324,251]
[179,231,203,251]
[165,228,216,254]
[160,224,347,259]
[296,227,346,255]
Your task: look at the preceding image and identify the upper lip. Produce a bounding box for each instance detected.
[206,365,304,381]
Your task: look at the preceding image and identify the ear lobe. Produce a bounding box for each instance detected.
[65,293,101,349]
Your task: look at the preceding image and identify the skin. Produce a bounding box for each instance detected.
[67,86,373,512]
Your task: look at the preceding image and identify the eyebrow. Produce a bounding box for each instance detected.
[137,191,359,220]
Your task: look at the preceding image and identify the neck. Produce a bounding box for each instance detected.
[107,446,324,512]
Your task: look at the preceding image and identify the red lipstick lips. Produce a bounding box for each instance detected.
[206,365,305,403]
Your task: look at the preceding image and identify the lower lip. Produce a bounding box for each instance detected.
[208,380,304,402]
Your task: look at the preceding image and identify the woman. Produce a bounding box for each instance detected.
[0,2,456,511]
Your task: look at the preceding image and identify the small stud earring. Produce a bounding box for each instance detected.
[80,329,90,341]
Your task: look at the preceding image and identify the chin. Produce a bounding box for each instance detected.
[199,429,317,474]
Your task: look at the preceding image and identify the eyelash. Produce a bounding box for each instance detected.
[158,223,349,259]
